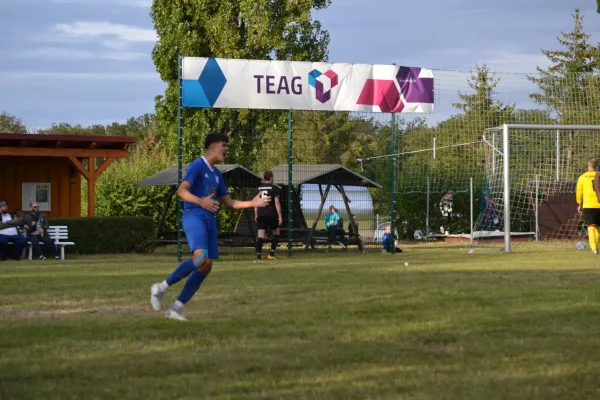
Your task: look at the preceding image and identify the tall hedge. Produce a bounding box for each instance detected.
[49,216,156,254]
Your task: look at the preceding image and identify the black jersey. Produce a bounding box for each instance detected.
[255,183,281,217]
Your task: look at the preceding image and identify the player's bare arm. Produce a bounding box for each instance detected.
[177,180,219,213]
[275,196,282,225]
[220,192,271,209]
[576,177,583,213]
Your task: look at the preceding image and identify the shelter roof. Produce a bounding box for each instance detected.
[0,133,136,158]
[134,163,263,188]
[269,164,381,188]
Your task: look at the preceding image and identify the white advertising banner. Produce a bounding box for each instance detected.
[181,57,434,113]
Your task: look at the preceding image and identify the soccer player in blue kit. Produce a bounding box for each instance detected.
[150,132,271,321]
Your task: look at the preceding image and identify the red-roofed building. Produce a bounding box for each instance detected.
[0,133,136,217]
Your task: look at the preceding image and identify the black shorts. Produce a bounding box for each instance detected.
[257,215,279,231]
[583,208,600,226]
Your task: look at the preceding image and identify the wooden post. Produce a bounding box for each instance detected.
[68,157,114,218]
[157,185,178,239]
[304,183,331,251]
[338,185,358,237]
[88,157,96,217]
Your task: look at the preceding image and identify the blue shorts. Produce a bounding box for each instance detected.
[183,208,219,259]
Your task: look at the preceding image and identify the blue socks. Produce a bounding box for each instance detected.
[163,253,209,306]
[177,270,207,304]
[165,258,196,286]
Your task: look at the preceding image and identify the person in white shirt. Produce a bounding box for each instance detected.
[0,201,27,261]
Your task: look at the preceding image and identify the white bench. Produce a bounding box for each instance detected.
[26,225,75,260]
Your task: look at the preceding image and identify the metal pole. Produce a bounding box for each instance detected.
[535,174,540,242]
[390,113,397,254]
[426,176,430,241]
[470,176,474,245]
[556,130,560,182]
[177,54,183,262]
[492,131,496,174]
[505,124,600,130]
[502,124,511,252]
[287,109,293,256]
[433,137,436,160]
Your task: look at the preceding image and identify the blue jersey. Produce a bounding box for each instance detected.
[182,157,228,215]
[382,232,393,248]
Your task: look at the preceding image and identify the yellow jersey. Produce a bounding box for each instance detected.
[576,171,600,208]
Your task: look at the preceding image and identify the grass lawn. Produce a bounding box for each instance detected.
[1,245,600,399]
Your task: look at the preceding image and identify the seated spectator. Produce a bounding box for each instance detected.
[23,202,60,261]
[347,214,365,253]
[324,205,347,252]
[14,210,26,236]
[0,201,27,261]
[382,224,402,254]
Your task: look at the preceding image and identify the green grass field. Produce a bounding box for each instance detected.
[1,245,600,399]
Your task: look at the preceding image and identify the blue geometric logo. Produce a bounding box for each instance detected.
[182,58,227,108]
[308,69,322,89]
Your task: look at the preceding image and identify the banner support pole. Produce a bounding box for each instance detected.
[177,54,183,262]
[287,109,293,257]
[390,112,397,254]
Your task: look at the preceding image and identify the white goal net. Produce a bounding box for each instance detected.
[482,124,600,252]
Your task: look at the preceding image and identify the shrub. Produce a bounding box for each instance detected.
[49,216,156,254]
[91,131,178,231]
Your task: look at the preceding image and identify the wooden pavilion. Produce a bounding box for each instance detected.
[0,133,136,217]
[134,163,263,243]
[235,164,381,250]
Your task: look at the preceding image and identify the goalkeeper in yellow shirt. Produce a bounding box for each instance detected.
[576,157,600,254]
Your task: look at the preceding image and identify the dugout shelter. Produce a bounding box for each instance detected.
[0,133,136,217]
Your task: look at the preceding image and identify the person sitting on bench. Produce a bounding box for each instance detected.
[0,201,27,261]
[324,206,347,252]
[23,202,60,261]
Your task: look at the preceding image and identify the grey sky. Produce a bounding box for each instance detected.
[0,0,597,130]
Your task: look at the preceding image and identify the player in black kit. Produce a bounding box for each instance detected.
[254,171,282,261]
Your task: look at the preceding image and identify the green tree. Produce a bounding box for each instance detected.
[150,0,332,166]
[527,8,600,124]
[36,123,107,136]
[0,112,28,133]
[94,131,177,228]
[452,64,515,133]
[255,111,381,173]
[105,114,158,141]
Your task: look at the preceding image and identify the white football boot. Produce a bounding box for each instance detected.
[165,307,188,321]
[150,283,165,311]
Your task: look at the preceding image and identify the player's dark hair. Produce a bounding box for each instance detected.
[204,132,230,150]
[263,171,274,181]
[589,157,598,169]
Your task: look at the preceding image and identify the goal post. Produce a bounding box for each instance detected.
[485,124,600,252]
